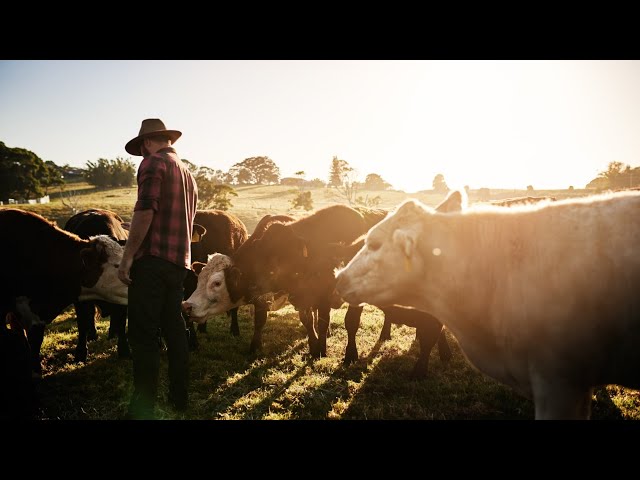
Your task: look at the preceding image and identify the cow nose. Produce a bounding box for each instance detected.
[181,302,192,315]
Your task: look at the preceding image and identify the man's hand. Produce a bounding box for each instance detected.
[118,255,133,286]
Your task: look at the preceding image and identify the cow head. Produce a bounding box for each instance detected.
[77,235,128,305]
[335,190,464,306]
[182,253,241,323]
[247,223,310,298]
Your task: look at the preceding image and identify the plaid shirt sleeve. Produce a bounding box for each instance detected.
[134,155,166,212]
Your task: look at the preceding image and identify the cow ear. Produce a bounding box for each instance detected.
[392,229,415,259]
[192,261,206,275]
[436,190,465,213]
[80,246,98,268]
[228,266,241,288]
[192,224,207,243]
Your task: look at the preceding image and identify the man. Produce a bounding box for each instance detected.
[119,118,198,419]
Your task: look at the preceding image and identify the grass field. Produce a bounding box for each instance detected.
[4,183,639,420]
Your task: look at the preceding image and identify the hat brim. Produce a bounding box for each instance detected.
[125,130,182,156]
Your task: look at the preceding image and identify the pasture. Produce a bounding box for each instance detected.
[4,184,638,420]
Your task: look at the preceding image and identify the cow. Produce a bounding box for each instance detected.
[184,205,393,358]
[183,213,294,353]
[0,208,128,375]
[64,209,130,362]
[333,193,463,377]
[190,210,249,338]
[335,191,640,419]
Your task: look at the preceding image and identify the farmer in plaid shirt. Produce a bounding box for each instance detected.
[119,118,198,419]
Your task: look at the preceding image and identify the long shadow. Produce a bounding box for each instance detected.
[342,331,534,420]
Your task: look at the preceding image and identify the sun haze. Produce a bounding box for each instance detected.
[1,60,639,192]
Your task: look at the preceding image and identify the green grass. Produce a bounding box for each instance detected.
[34,304,639,420]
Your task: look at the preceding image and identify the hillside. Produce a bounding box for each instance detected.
[0,183,593,232]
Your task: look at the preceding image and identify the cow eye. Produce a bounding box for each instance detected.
[214,281,221,287]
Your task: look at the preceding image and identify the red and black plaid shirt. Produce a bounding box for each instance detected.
[134,146,198,269]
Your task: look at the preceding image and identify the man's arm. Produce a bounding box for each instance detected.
[117,209,154,285]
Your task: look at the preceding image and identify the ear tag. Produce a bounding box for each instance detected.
[192,232,201,242]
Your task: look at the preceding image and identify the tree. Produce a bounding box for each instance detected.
[594,161,640,190]
[363,173,392,190]
[290,191,313,211]
[197,182,238,210]
[527,185,535,192]
[432,173,449,194]
[0,141,51,200]
[227,156,280,185]
[110,157,136,187]
[328,156,350,187]
[84,157,135,188]
[182,159,199,175]
[43,160,65,194]
[355,194,382,207]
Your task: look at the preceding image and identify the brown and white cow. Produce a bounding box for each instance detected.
[64,208,130,362]
[335,191,640,419]
[183,213,294,353]
[190,210,249,337]
[0,208,128,374]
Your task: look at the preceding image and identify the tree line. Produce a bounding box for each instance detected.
[2,140,638,206]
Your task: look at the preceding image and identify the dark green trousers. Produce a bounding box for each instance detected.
[127,255,188,419]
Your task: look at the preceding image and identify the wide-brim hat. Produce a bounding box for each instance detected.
[125,118,182,156]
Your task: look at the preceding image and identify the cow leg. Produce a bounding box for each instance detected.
[313,309,331,337]
[343,305,364,365]
[111,306,130,359]
[197,321,207,334]
[228,307,240,336]
[27,324,45,377]
[87,306,98,342]
[74,301,95,363]
[299,308,320,358]
[533,382,593,420]
[316,303,331,358]
[249,302,268,354]
[437,326,452,363]
[410,320,444,378]
[378,316,392,342]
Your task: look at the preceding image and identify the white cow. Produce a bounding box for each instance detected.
[335,191,640,419]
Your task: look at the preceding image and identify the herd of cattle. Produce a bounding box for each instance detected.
[1,189,638,420]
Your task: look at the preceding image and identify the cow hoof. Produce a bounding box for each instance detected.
[378,332,391,342]
[307,344,321,359]
[74,347,88,363]
[248,342,261,354]
[118,344,131,359]
[230,325,240,337]
[343,347,358,366]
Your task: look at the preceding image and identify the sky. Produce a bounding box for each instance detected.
[1,60,639,192]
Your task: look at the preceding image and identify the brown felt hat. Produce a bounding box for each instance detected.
[125,118,182,156]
